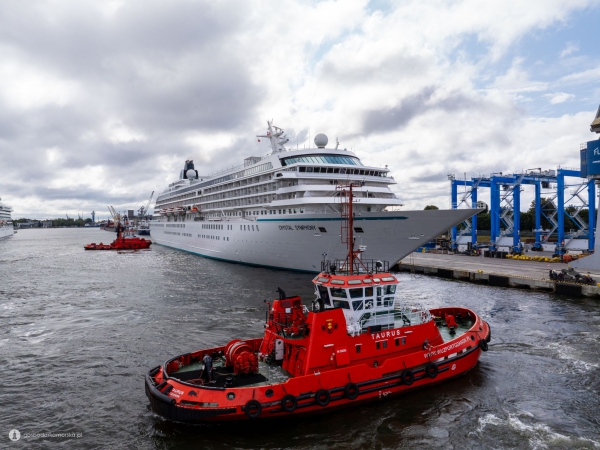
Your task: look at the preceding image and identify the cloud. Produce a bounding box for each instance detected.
[560,42,579,58]
[545,92,575,104]
[0,0,598,217]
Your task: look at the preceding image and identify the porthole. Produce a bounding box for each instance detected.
[227,392,236,400]
[265,389,274,398]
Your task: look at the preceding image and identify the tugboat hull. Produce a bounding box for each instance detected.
[84,237,151,250]
[145,308,490,423]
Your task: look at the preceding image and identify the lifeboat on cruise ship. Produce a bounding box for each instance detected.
[145,183,490,423]
[85,223,151,250]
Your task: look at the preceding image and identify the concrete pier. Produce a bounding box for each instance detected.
[394,252,600,298]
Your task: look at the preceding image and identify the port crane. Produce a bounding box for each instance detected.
[138,191,154,219]
[107,206,121,225]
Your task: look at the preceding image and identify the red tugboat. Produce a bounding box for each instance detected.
[145,184,490,422]
[85,222,151,250]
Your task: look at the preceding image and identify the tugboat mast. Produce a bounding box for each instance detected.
[338,182,367,275]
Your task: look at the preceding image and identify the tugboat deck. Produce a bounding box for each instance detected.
[171,357,293,388]
[436,318,474,342]
[168,317,474,390]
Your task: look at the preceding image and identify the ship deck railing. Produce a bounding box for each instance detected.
[321,259,390,275]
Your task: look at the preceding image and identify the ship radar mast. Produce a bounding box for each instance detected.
[257,120,289,154]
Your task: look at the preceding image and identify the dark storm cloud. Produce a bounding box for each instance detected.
[411,171,450,183]
[319,53,432,85]
[363,87,436,133]
[361,87,485,134]
[0,0,264,216]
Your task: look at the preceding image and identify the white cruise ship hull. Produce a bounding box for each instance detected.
[0,225,14,240]
[151,209,476,272]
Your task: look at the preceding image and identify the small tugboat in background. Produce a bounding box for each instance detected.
[85,222,151,250]
[145,183,490,423]
[136,220,151,236]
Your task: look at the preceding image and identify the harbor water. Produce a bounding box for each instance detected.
[1,228,599,449]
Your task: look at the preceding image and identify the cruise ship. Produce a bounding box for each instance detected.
[0,197,14,240]
[150,121,477,272]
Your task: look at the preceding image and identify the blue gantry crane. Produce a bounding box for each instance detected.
[449,169,595,255]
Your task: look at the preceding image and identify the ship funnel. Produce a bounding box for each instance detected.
[182,160,198,179]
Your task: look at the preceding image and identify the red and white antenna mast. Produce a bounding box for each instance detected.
[338,182,367,275]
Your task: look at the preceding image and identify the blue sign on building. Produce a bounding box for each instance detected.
[582,140,600,177]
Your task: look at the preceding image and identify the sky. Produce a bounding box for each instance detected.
[1,0,600,220]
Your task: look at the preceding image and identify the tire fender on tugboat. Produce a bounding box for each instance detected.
[281,394,297,412]
[479,339,489,352]
[425,362,438,378]
[244,399,262,419]
[315,389,330,407]
[345,383,359,400]
[401,369,414,385]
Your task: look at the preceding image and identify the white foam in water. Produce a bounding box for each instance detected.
[478,411,600,449]
[476,413,504,432]
[546,342,599,374]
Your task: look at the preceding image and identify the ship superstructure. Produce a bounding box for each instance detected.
[150,121,477,271]
[0,197,14,240]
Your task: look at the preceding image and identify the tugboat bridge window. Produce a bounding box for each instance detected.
[332,300,350,309]
[317,285,331,306]
[352,300,364,310]
[330,288,347,298]
[349,288,363,298]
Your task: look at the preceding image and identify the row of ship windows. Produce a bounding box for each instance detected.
[166,224,185,228]
[298,167,386,177]
[355,337,406,354]
[245,209,304,216]
[198,235,230,241]
[281,155,362,166]
[331,298,395,310]
[202,224,229,230]
[241,225,259,231]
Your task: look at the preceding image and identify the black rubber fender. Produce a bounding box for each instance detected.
[315,389,330,407]
[479,339,489,352]
[244,399,262,419]
[425,362,438,379]
[281,394,297,413]
[401,369,414,386]
[145,374,175,405]
[344,383,359,400]
[484,320,492,342]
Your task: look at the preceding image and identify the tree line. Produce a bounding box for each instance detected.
[15,218,94,227]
